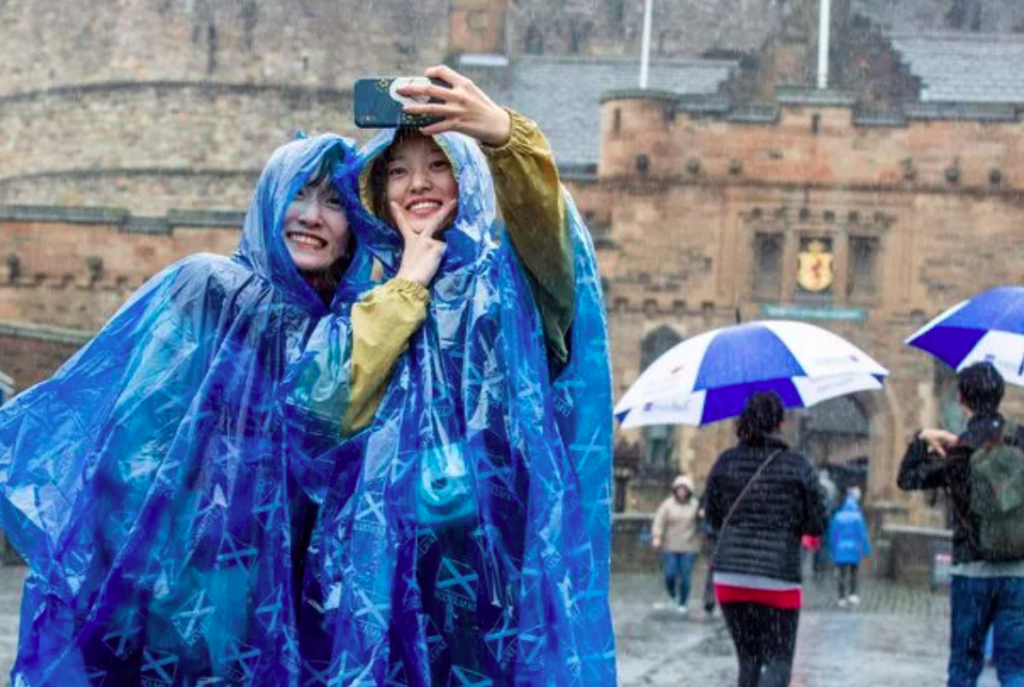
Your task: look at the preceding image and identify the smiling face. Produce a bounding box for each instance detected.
[282,175,351,274]
[383,133,458,235]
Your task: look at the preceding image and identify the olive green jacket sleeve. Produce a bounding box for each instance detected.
[341,277,429,436]
[481,109,575,367]
[341,111,573,434]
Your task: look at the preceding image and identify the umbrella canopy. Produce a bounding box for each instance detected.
[906,286,1024,386]
[615,320,889,427]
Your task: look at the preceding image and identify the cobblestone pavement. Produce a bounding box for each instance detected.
[613,565,1001,687]
[0,564,1002,686]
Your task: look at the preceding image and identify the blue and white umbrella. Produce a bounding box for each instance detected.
[615,320,889,428]
[906,286,1024,386]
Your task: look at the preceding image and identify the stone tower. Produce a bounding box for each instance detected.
[0,0,450,214]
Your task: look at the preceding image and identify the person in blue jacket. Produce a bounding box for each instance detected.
[828,486,872,607]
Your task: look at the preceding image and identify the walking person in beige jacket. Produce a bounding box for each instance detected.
[652,475,702,615]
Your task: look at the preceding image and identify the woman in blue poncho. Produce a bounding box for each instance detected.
[298,66,616,687]
[0,133,443,686]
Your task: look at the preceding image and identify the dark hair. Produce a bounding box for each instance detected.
[736,391,785,443]
[958,362,1004,414]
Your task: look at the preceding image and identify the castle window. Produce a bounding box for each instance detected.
[753,233,783,299]
[848,236,879,301]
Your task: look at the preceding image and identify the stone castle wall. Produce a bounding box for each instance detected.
[0,208,240,331]
[0,0,450,214]
[0,0,450,96]
[0,83,354,214]
[580,91,1024,519]
[3,0,1020,215]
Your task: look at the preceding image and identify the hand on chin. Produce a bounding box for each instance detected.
[407,218,449,240]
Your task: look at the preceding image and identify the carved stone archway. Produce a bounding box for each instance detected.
[797,387,899,506]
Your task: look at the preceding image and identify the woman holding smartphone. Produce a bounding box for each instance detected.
[297,66,616,687]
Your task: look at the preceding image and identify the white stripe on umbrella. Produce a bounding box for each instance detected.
[791,373,885,407]
[615,320,888,427]
[616,328,715,412]
[905,286,1024,387]
[905,298,970,343]
[761,321,887,378]
[957,330,1024,386]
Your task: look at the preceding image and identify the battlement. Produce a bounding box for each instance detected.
[598,89,1024,192]
[0,206,240,331]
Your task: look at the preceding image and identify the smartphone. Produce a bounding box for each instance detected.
[353,76,450,129]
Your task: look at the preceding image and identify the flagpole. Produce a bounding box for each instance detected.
[817,0,831,89]
[640,0,653,89]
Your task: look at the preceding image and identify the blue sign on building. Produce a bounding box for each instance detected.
[761,304,867,322]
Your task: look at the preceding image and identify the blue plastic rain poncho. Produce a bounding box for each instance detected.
[827,494,872,566]
[297,130,616,686]
[0,134,362,686]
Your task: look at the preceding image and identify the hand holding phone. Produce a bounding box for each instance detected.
[353,76,450,129]
[354,66,512,148]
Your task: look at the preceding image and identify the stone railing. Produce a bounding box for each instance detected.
[877,524,953,590]
[612,513,660,573]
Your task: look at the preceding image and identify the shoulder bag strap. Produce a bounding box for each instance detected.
[718,448,784,537]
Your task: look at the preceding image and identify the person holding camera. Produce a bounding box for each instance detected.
[898,361,1024,687]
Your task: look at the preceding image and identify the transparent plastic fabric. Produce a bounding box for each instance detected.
[0,135,360,686]
[295,131,617,686]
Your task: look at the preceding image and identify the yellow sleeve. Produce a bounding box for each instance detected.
[341,278,430,436]
[481,108,574,367]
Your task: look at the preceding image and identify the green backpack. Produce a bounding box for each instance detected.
[970,420,1024,562]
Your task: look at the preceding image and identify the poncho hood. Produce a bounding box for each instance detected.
[0,134,359,686]
[236,133,363,312]
[349,129,496,276]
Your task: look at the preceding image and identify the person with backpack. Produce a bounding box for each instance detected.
[898,361,1024,687]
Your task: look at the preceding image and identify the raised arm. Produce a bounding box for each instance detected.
[342,279,430,435]
[480,110,574,368]
[342,189,453,435]
[801,461,829,537]
[400,65,575,367]
[897,433,955,491]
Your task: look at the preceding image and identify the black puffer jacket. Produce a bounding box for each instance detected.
[704,437,828,583]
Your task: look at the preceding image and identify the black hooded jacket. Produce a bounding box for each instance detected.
[704,437,828,583]
[897,411,1024,565]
